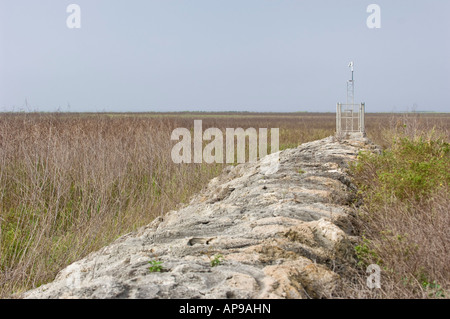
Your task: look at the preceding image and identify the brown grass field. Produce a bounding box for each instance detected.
[0,112,449,298]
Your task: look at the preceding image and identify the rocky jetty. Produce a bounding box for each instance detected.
[23,135,379,299]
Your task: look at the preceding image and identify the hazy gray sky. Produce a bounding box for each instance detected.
[0,0,449,112]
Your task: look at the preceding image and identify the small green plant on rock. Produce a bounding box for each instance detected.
[148,260,164,272]
[210,254,224,267]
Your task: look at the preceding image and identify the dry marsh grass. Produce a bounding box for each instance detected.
[0,113,217,297]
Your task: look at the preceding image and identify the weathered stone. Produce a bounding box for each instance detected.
[22,136,379,299]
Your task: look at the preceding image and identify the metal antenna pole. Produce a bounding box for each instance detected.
[347,62,354,106]
[346,62,355,131]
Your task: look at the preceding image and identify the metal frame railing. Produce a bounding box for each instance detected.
[336,103,365,134]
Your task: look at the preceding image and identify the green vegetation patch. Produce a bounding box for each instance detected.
[352,136,449,205]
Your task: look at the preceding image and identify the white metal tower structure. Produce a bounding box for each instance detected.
[345,62,355,132]
[336,62,365,135]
